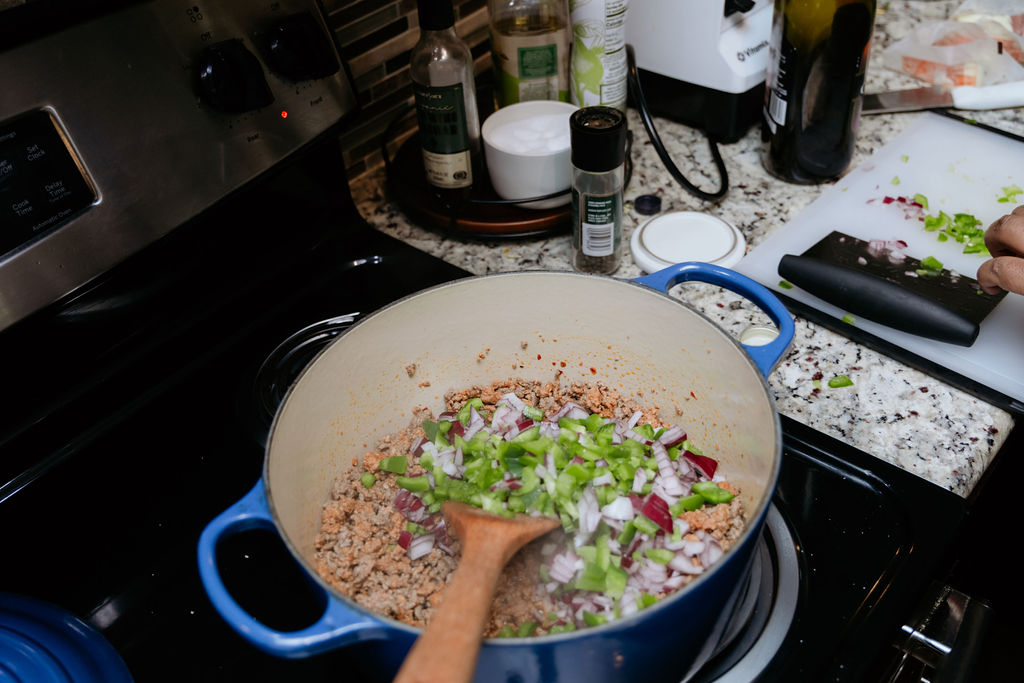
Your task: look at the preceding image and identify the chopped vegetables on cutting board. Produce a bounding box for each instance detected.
[734,113,1024,405]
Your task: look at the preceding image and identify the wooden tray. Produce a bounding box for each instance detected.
[386,134,570,239]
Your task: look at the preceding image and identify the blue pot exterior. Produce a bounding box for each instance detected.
[292,502,765,683]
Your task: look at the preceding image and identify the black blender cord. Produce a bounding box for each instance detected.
[626,44,729,202]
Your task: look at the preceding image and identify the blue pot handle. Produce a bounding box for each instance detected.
[633,262,794,378]
[197,479,390,656]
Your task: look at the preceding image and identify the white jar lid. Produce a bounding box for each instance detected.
[630,211,746,273]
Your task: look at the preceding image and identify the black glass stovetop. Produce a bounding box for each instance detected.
[0,142,972,682]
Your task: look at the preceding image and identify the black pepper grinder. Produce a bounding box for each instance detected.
[570,106,627,274]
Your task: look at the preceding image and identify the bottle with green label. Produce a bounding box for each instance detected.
[568,0,629,112]
[488,0,571,107]
[570,106,626,274]
[411,0,482,202]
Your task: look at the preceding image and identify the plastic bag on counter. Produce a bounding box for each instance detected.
[952,0,1024,64]
[880,18,1024,87]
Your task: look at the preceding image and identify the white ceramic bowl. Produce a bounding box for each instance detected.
[482,100,577,210]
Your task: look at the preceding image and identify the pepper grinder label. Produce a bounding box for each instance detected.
[575,190,620,257]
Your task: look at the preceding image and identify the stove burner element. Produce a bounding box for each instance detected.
[246,312,360,446]
[693,505,799,681]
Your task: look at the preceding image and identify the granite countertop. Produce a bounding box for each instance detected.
[350,0,1022,497]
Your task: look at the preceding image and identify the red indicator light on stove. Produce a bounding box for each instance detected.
[280,110,288,119]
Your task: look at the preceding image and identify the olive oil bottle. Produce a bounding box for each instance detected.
[761,0,876,184]
[488,0,570,107]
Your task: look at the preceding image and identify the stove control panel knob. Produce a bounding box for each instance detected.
[264,13,340,82]
[194,39,274,113]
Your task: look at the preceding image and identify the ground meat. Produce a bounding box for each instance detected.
[314,378,745,638]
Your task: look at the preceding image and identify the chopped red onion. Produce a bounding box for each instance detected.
[682,540,706,556]
[631,468,647,494]
[663,574,688,590]
[650,479,679,506]
[638,562,668,592]
[682,450,718,479]
[658,425,687,448]
[407,533,434,560]
[577,486,600,537]
[551,401,589,421]
[448,420,466,440]
[463,407,486,439]
[538,421,561,439]
[490,403,518,434]
[619,590,640,617]
[500,392,526,412]
[515,418,535,432]
[600,495,634,521]
[700,538,724,567]
[394,489,428,522]
[652,442,687,496]
[625,429,653,445]
[668,553,702,575]
[432,520,455,556]
[675,456,698,486]
[548,548,581,584]
[640,493,673,534]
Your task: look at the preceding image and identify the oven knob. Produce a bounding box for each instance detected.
[264,13,340,82]
[194,40,275,113]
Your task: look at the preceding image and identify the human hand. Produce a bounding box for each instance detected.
[977,205,1024,295]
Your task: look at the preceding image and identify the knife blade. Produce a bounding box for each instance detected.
[861,81,1024,114]
[778,231,1007,347]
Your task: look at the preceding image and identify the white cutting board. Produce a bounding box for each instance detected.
[734,113,1024,406]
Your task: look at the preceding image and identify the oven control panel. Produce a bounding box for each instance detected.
[0,0,357,333]
[0,111,98,256]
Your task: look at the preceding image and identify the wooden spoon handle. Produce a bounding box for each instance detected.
[392,540,505,683]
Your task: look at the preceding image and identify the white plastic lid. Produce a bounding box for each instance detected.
[630,211,746,273]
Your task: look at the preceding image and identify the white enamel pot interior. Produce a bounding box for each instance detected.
[254,268,786,681]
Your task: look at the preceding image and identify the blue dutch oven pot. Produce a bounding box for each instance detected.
[199,263,793,682]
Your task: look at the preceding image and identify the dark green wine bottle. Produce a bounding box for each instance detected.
[761,0,876,184]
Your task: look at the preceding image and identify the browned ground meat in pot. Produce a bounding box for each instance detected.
[314,378,745,637]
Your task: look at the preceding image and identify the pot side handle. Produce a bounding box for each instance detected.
[632,262,794,378]
[197,479,389,656]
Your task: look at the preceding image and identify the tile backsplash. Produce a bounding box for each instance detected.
[325,0,492,181]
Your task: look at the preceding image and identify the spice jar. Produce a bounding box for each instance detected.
[570,106,627,274]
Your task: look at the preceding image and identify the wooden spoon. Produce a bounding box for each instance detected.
[393,500,562,683]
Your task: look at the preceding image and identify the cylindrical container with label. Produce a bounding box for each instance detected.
[761,0,876,184]
[570,106,626,274]
[568,0,629,112]
[411,0,482,203]
[488,0,570,107]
